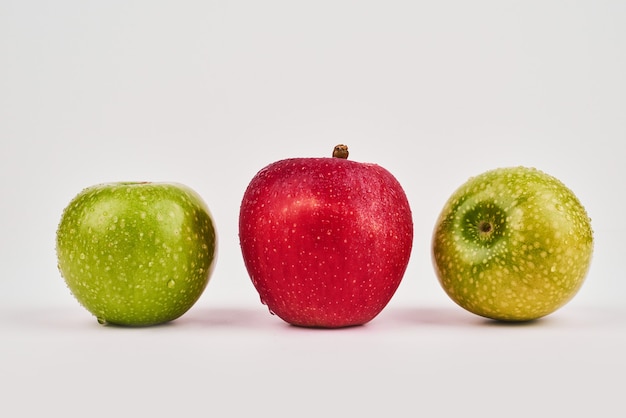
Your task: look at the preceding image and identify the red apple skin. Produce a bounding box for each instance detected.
[239,156,413,328]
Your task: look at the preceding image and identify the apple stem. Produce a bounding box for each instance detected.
[333,144,349,159]
[478,221,492,233]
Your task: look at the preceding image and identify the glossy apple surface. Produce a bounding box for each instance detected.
[432,167,593,321]
[239,146,413,328]
[56,182,217,326]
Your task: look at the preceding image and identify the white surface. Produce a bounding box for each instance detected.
[1,1,625,417]
[2,303,626,417]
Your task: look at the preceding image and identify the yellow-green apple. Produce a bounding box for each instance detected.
[56,182,217,326]
[239,145,413,328]
[432,167,593,321]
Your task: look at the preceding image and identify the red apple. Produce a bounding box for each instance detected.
[239,145,413,328]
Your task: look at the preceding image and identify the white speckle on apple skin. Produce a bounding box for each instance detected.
[239,157,413,328]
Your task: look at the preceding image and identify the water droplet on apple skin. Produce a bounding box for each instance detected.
[258,296,275,315]
[167,279,176,288]
[96,317,108,325]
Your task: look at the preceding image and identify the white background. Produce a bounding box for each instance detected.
[1,1,625,417]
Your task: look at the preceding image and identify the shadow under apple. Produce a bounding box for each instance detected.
[374,305,550,328]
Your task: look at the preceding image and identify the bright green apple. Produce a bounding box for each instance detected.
[56,182,217,326]
[432,167,593,321]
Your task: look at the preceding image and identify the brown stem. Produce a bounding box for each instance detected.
[332,144,349,159]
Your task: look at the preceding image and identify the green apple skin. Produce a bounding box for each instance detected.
[56,182,217,326]
[432,167,593,322]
